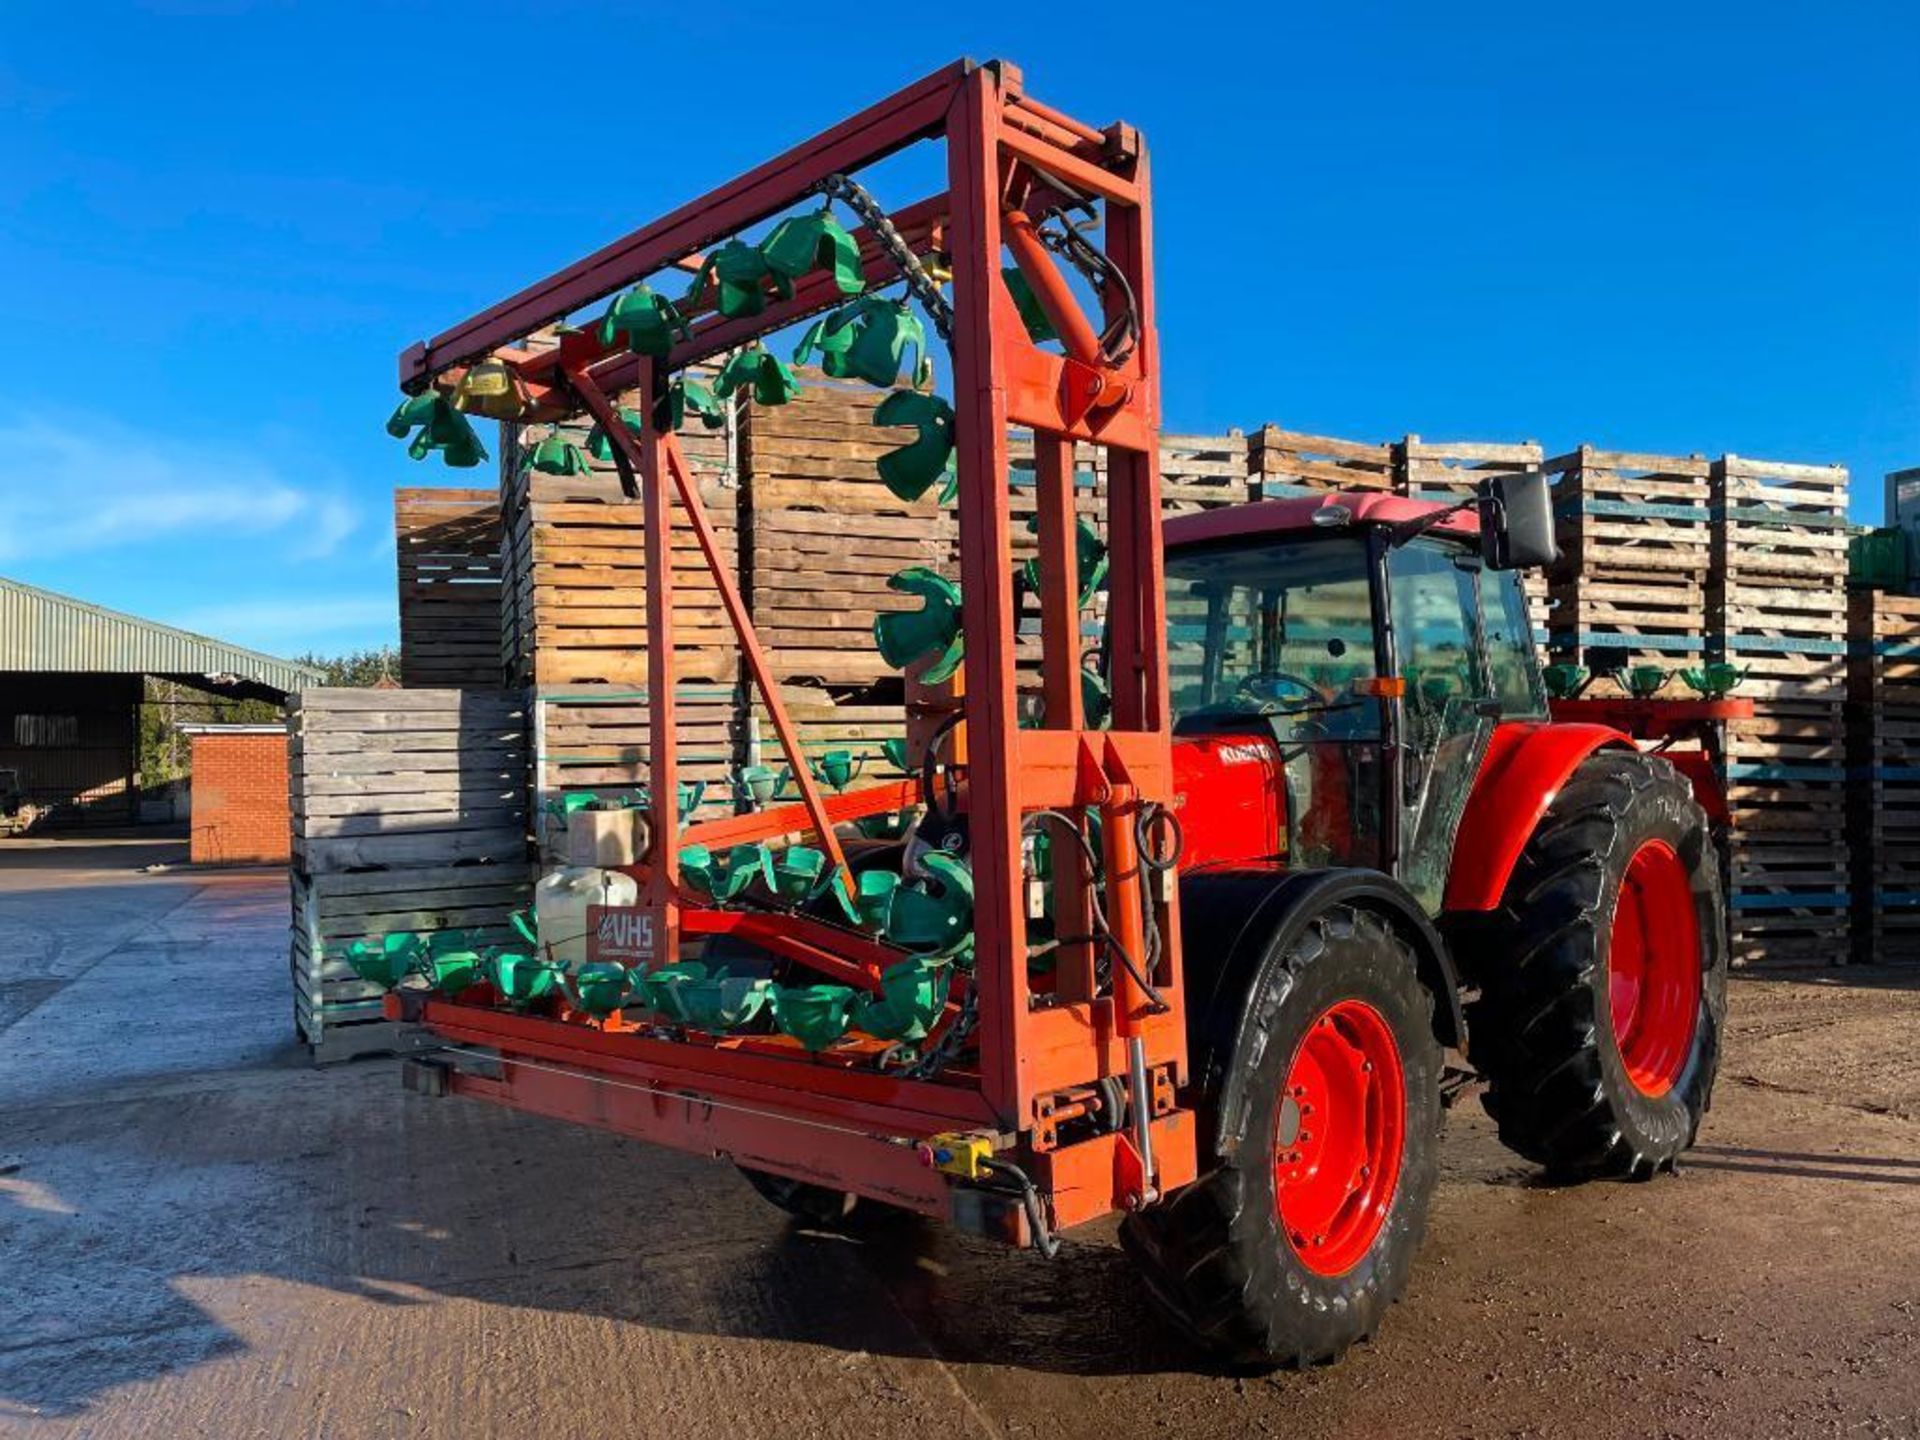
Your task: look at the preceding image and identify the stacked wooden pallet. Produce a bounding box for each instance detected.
[395,488,505,688]
[1544,448,1712,696]
[741,375,954,689]
[1398,435,1550,642]
[288,688,530,1060]
[498,416,737,690]
[1846,591,1920,962]
[532,682,742,850]
[1709,455,1852,965]
[1248,426,1393,500]
[1154,431,1252,514]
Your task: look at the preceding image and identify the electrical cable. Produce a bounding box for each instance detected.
[978,1157,1062,1258]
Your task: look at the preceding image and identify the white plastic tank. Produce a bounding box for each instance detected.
[533,866,639,969]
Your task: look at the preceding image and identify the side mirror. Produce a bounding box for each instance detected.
[1478,471,1557,571]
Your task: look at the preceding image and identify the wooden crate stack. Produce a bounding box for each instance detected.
[738,375,952,774]
[1153,431,1252,514]
[1543,448,1712,696]
[288,688,530,1061]
[395,487,505,688]
[1248,426,1393,500]
[1709,455,1852,965]
[1846,591,1920,962]
[499,407,740,825]
[1397,435,1550,643]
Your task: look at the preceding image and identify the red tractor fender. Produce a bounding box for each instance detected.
[1443,721,1637,914]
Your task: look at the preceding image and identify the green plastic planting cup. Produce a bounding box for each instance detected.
[568,961,632,1017]
[770,846,828,905]
[342,932,425,990]
[637,962,709,1022]
[880,738,910,773]
[731,764,787,809]
[885,852,975,961]
[423,949,483,995]
[1541,663,1588,700]
[853,957,950,1043]
[1680,662,1746,699]
[489,951,566,1008]
[677,974,774,1032]
[771,984,857,1052]
[1623,665,1669,699]
[810,749,864,793]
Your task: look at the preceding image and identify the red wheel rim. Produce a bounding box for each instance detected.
[1273,999,1406,1277]
[1608,839,1701,1097]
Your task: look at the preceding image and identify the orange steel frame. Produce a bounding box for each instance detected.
[389,59,1197,1233]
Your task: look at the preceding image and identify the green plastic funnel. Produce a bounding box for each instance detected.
[677,973,774,1032]
[585,406,644,462]
[1541,663,1588,700]
[873,567,964,684]
[761,207,864,295]
[810,749,863,793]
[525,433,591,477]
[770,845,828,905]
[873,391,956,502]
[342,932,425,990]
[689,240,793,320]
[568,961,633,1017]
[385,393,488,468]
[597,284,691,358]
[854,956,950,1043]
[637,961,709,1022]
[794,295,929,389]
[885,852,975,961]
[655,377,728,432]
[771,984,857,1051]
[1623,665,1669,699]
[712,345,800,407]
[731,764,788,810]
[680,842,775,903]
[489,951,566,1008]
[1680,662,1746,699]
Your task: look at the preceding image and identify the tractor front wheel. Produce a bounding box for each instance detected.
[1462,749,1727,1179]
[1120,905,1443,1368]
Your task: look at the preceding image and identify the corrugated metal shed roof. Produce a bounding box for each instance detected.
[0,575,324,695]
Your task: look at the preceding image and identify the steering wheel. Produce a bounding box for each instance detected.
[1232,670,1326,709]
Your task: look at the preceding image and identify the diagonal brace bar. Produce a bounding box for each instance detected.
[565,366,851,887]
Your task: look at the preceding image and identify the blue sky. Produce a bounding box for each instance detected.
[3,2,1915,659]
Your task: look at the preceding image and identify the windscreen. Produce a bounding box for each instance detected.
[1165,536,1380,742]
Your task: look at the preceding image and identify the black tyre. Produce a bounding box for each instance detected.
[1121,905,1443,1368]
[737,1166,915,1232]
[1461,749,1727,1179]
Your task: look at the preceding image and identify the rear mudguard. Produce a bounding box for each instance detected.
[1444,721,1636,914]
[1178,867,1464,1155]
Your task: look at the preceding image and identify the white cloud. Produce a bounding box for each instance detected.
[0,412,359,562]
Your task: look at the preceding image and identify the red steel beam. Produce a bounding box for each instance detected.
[400,62,973,388]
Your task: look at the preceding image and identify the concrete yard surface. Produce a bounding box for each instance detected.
[2,839,1918,1439]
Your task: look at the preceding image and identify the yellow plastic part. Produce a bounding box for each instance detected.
[920,1131,994,1180]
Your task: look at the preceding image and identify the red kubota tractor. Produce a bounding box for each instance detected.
[383,59,1726,1367]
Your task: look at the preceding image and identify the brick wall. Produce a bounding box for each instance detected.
[190,731,290,864]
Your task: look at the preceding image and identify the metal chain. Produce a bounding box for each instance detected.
[815,173,954,344]
[901,974,978,1079]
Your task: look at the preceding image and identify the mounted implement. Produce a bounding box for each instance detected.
[382,59,1727,1368]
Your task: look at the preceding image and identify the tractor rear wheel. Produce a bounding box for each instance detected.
[1463,749,1726,1179]
[1120,905,1443,1368]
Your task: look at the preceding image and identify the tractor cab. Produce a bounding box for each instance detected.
[1164,482,1554,912]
